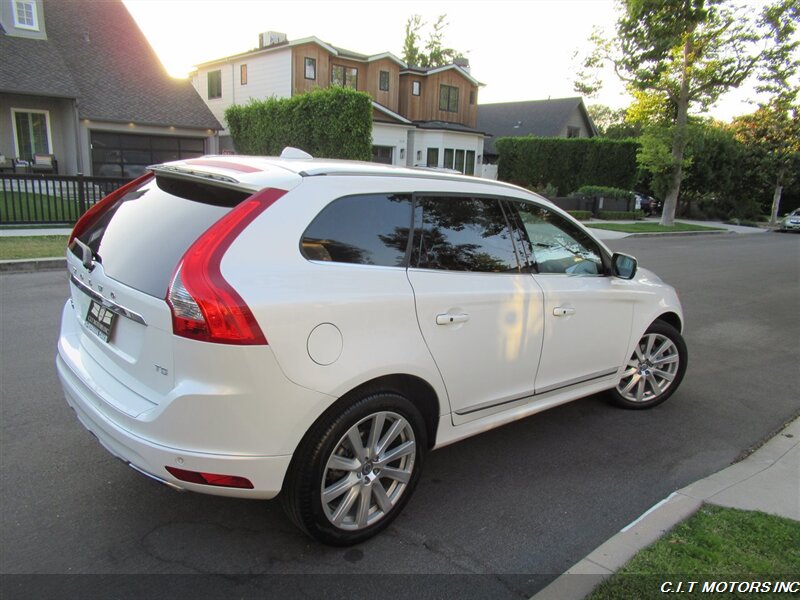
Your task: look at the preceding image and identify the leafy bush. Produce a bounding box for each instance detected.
[225,87,373,160]
[571,186,634,201]
[567,210,593,221]
[496,137,639,195]
[597,210,644,220]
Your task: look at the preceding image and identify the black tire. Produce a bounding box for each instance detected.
[609,320,688,409]
[281,391,426,546]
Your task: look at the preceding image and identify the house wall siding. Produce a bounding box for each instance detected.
[0,93,75,172]
[192,48,292,133]
[292,43,331,95]
[562,110,592,137]
[372,122,413,166]
[365,59,400,113]
[399,70,478,127]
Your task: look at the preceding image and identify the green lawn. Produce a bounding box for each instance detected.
[587,222,726,233]
[0,235,70,259]
[588,505,800,599]
[0,191,80,224]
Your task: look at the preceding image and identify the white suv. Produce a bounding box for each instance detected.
[57,150,687,545]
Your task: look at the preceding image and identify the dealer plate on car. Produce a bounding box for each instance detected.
[85,300,116,342]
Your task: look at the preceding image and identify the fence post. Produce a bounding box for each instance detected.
[77,172,86,217]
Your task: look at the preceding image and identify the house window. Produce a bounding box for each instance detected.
[240,64,248,85]
[412,81,421,96]
[455,149,465,173]
[379,70,390,92]
[13,0,39,30]
[207,70,222,99]
[304,57,316,80]
[331,64,358,89]
[567,126,581,138]
[443,148,455,169]
[11,109,51,161]
[469,90,476,105]
[439,85,459,112]
[426,148,439,167]
[465,150,475,175]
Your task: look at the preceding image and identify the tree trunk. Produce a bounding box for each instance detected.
[660,37,693,227]
[770,170,784,226]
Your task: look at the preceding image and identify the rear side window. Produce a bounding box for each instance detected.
[411,196,520,273]
[301,194,413,267]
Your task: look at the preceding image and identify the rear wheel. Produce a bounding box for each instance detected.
[281,392,426,545]
[610,320,687,409]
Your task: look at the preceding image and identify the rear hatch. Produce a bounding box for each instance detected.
[66,172,262,410]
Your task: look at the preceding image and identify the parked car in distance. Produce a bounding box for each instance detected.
[56,149,688,545]
[779,208,800,232]
[635,193,661,217]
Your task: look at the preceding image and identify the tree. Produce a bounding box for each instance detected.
[587,103,643,138]
[731,0,800,225]
[401,14,465,68]
[576,1,761,225]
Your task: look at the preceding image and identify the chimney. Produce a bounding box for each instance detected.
[454,56,470,73]
[259,31,288,48]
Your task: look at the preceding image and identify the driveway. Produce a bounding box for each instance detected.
[1,232,798,599]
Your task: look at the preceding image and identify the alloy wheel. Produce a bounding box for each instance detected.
[616,333,680,403]
[321,411,416,530]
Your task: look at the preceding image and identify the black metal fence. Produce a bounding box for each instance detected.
[0,173,132,225]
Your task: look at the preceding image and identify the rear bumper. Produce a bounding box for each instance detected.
[57,352,291,499]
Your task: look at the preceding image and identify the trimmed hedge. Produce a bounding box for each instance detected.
[225,87,373,160]
[597,210,644,220]
[496,137,639,196]
[571,186,634,201]
[567,210,593,221]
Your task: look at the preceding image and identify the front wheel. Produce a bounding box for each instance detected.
[281,392,426,545]
[610,320,687,409]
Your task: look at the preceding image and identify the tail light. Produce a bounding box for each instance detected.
[69,172,154,245]
[166,187,287,345]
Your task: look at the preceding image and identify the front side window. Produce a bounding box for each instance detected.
[13,0,38,30]
[439,85,459,112]
[12,109,50,160]
[412,80,421,96]
[304,57,316,80]
[379,70,390,91]
[240,64,248,85]
[207,70,222,99]
[412,196,519,273]
[510,201,603,275]
[301,194,413,267]
[331,65,358,89]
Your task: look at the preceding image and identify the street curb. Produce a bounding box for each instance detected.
[624,230,732,238]
[530,417,800,600]
[0,257,65,273]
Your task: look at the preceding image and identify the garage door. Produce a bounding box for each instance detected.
[91,132,205,178]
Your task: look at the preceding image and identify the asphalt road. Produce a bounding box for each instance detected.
[1,232,798,599]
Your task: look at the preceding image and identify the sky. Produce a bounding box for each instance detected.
[122,0,775,122]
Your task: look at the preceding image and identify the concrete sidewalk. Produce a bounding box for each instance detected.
[533,417,800,600]
[587,218,769,240]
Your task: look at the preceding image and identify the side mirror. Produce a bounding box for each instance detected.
[612,252,637,280]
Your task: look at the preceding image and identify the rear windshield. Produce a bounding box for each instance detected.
[72,176,251,297]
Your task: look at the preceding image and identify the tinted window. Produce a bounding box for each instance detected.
[73,177,246,297]
[511,201,604,275]
[412,196,519,273]
[301,194,413,267]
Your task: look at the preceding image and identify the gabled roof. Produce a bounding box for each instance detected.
[477,97,598,155]
[193,36,406,70]
[0,0,220,130]
[400,64,484,87]
[414,121,488,136]
[372,102,413,125]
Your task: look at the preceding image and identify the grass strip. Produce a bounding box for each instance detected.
[0,235,69,260]
[588,505,800,599]
[587,222,725,233]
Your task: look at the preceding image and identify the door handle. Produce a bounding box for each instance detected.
[553,306,576,317]
[436,313,470,325]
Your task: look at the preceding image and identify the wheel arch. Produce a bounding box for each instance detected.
[299,373,441,452]
[654,311,682,333]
